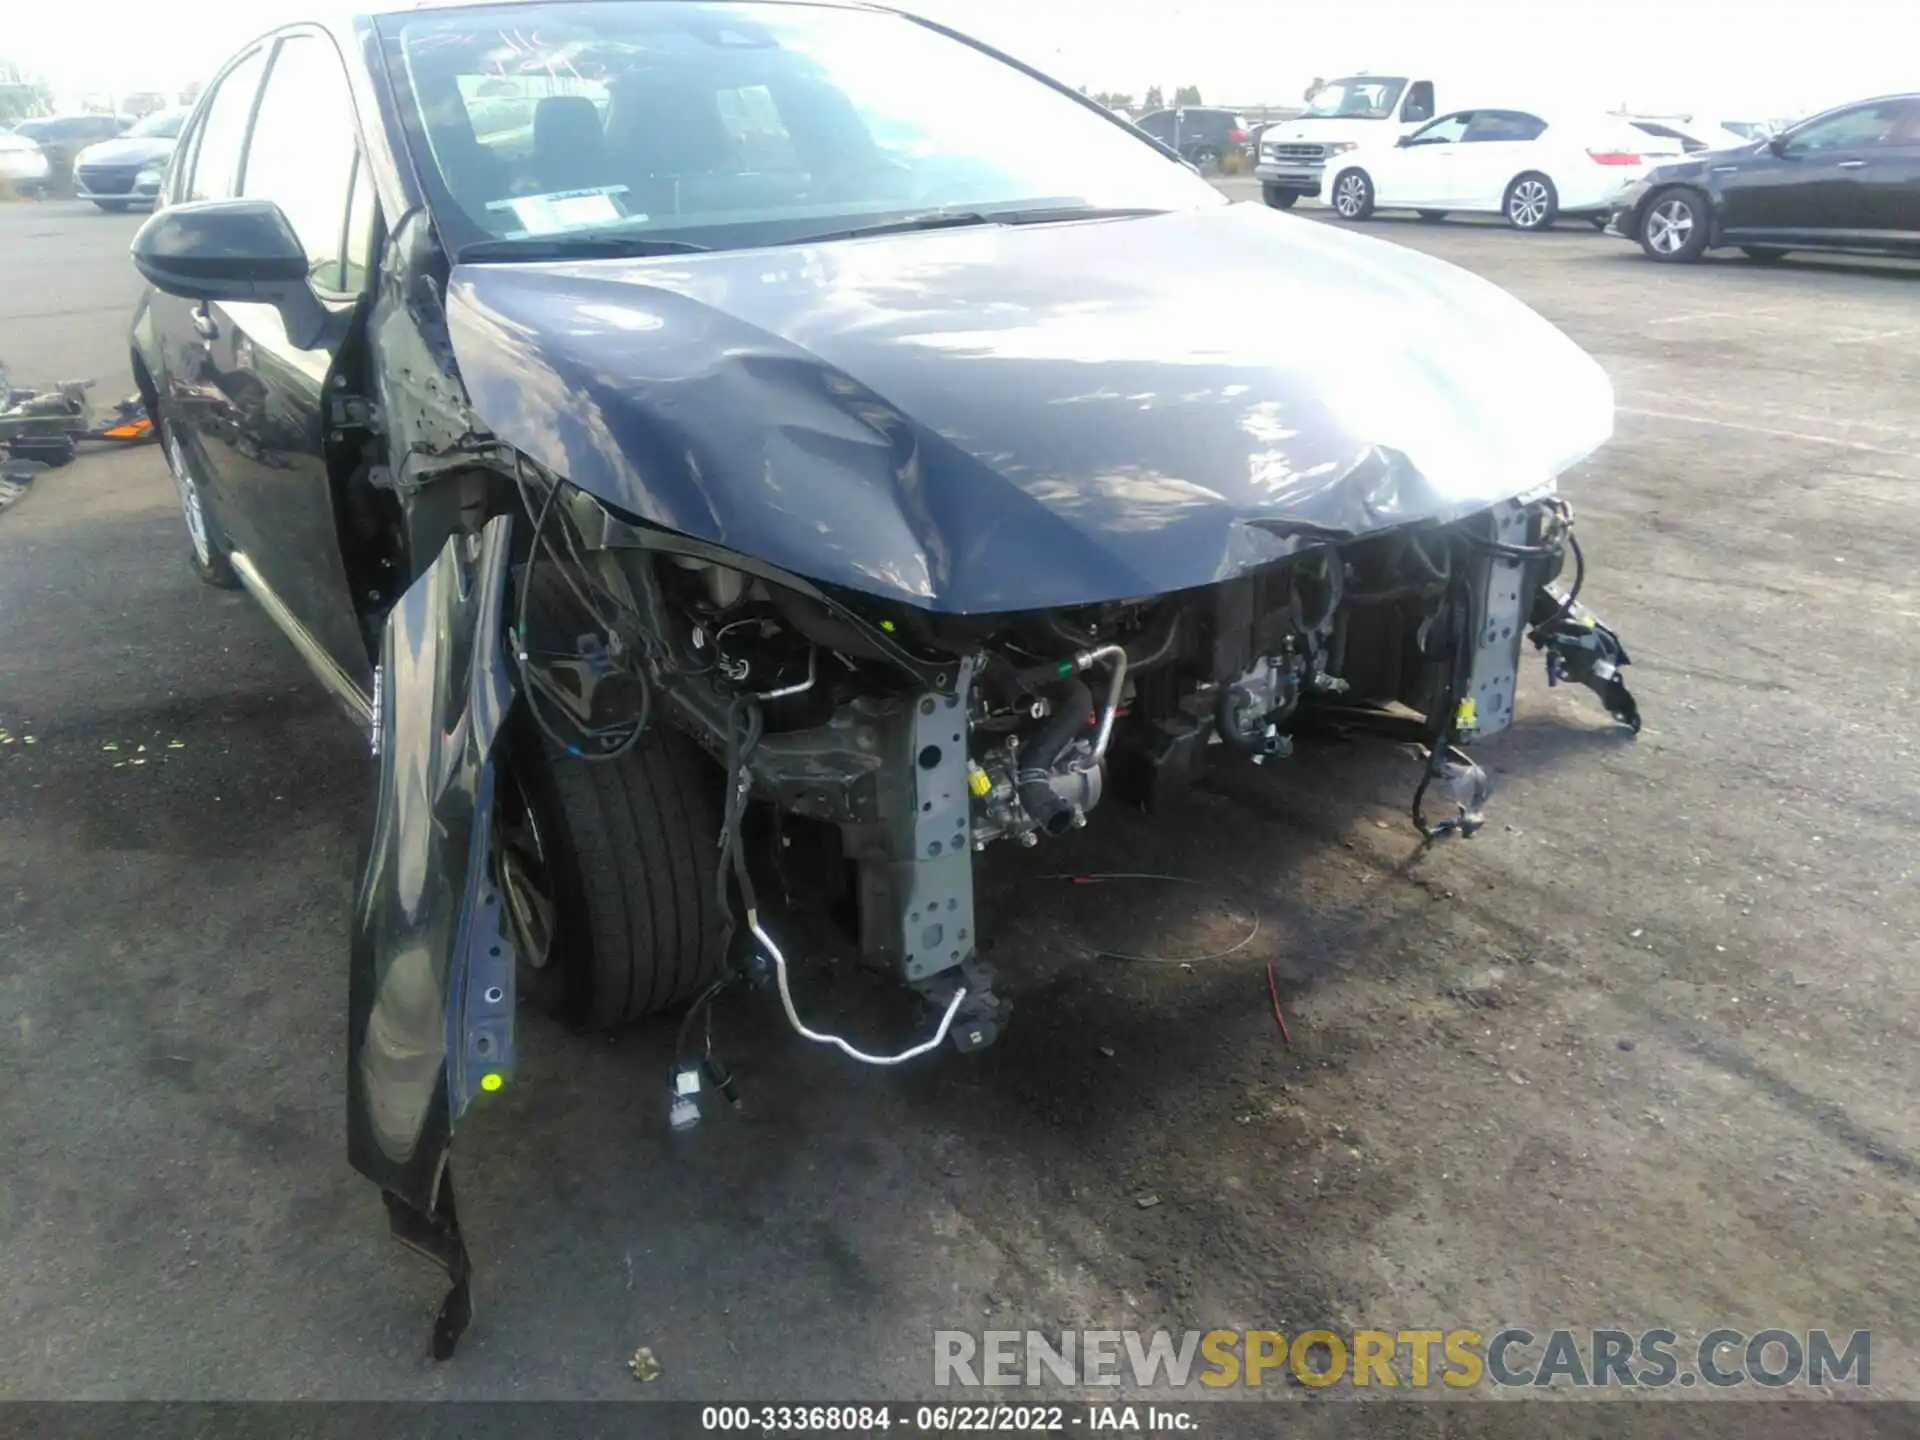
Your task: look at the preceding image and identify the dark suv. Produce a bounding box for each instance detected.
[1134,108,1248,169]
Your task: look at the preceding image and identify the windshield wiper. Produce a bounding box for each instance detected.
[456,234,710,263]
[789,206,1167,245]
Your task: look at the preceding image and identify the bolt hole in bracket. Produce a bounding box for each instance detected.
[451,802,518,1108]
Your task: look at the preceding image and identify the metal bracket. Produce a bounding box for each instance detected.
[898,656,979,982]
[1459,497,1532,742]
[447,781,518,1121]
[328,392,382,432]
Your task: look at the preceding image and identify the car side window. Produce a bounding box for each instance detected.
[1787,101,1911,153]
[1402,82,1435,124]
[241,33,362,294]
[1464,111,1547,143]
[186,46,267,201]
[1408,112,1471,146]
[1137,112,1171,141]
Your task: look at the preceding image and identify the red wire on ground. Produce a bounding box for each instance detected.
[1265,961,1293,1046]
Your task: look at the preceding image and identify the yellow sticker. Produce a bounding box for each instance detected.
[480,1073,504,1093]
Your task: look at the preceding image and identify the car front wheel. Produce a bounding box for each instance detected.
[1640,189,1712,261]
[1330,169,1374,220]
[1504,174,1558,230]
[161,419,238,588]
[503,568,725,1029]
[1261,184,1299,209]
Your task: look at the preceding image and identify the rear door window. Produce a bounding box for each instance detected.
[185,46,268,201]
[1463,111,1547,143]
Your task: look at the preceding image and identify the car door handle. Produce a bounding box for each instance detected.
[1836,159,1868,170]
[191,304,218,341]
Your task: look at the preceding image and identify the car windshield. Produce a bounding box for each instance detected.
[1301,78,1407,120]
[126,110,184,139]
[383,0,1221,254]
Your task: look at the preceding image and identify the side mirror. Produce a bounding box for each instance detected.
[1767,134,1790,157]
[1396,135,1413,148]
[130,198,327,349]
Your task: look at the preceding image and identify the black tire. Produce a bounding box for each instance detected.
[159,413,238,588]
[1261,184,1299,210]
[504,570,723,1030]
[1589,215,1610,230]
[1741,246,1789,262]
[1503,173,1558,230]
[92,199,131,213]
[1638,187,1712,262]
[1330,168,1374,220]
[1192,146,1220,172]
[1416,210,1449,222]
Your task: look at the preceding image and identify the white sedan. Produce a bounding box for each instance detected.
[0,128,51,197]
[1323,108,1675,230]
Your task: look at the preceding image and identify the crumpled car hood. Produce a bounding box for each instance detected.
[444,202,1612,613]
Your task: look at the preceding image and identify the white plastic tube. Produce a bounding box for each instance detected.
[747,909,967,1066]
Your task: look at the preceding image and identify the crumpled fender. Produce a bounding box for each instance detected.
[346,513,515,1358]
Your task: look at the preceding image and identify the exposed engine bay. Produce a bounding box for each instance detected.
[507,462,1638,1060]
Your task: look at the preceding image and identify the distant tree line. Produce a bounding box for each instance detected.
[0,58,53,125]
[1082,84,1205,114]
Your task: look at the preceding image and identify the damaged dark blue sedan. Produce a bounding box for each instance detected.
[128,0,1640,1357]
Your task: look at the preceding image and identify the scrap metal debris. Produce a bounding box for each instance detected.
[0,360,155,474]
[628,1346,662,1382]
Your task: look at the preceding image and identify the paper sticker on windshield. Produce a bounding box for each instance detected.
[485,185,644,238]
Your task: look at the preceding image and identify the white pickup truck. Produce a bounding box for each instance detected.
[1256,75,1439,207]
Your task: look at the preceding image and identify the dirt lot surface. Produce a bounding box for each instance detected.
[1,193,1916,1421]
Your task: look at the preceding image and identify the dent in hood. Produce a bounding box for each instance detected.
[445,204,1611,613]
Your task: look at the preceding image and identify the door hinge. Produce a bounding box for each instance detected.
[329,394,383,432]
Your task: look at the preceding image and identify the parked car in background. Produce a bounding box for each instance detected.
[0,127,51,196]
[73,108,189,210]
[1133,107,1249,169]
[13,113,131,178]
[1326,107,1670,230]
[1611,93,1920,262]
[1256,74,1438,207]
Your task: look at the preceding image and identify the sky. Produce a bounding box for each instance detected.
[6,0,1917,122]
